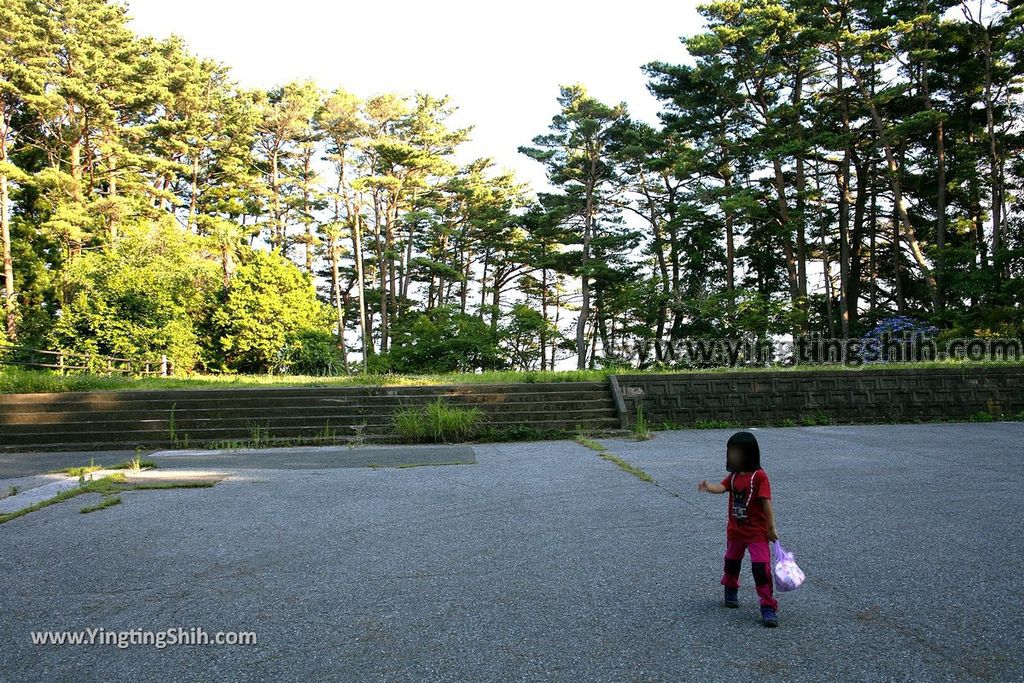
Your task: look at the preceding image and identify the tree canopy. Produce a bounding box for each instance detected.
[0,0,1021,374]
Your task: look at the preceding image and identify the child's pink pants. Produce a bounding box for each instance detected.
[721,539,778,610]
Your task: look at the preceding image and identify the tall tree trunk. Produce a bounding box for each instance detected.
[552,288,561,370]
[271,148,281,252]
[868,159,878,315]
[818,163,836,339]
[106,139,120,246]
[846,56,940,311]
[386,195,399,343]
[303,152,313,273]
[540,264,549,372]
[837,60,853,337]
[188,155,199,235]
[331,242,348,373]
[981,27,1004,276]
[968,132,988,271]
[771,157,801,315]
[460,241,472,314]
[917,13,947,308]
[0,170,14,341]
[793,73,808,305]
[373,193,388,354]
[642,179,670,351]
[577,172,595,370]
[596,287,609,362]
[754,80,800,326]
[724,169,736,296]
[353,194,369,370]
[1,99,15,339]
[399,189,417,307]
[837,168,851,338]
[846,153,868,331]
[479,250,490,316]
[893,204,906,314]
[490,272,501,331]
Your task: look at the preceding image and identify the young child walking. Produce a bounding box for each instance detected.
[698,431,780,627]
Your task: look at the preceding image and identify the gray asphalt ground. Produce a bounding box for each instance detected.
[1,423,1022,682]
[0,449,162,480]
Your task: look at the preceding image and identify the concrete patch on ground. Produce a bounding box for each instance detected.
[0,469,125,514]
[0,469,225,515]
[0,449,159,480]
[147,443,476,470]
[0,472,70,499]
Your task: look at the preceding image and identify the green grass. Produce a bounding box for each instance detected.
[575,436,606,452]
[0,472,216,525]
[0,473,126,525]
[51,454,155,476]
[61,464,104,477]
[392,399,486,443]
[80,495,122,514]
[118,481,216,491]
[3,359,1023,394]
[691,419,738,430]
[113,457,156,471]
[800,412,831,427]
[574,435,656,484]
[598,452,655,483]
[631,405,652,441]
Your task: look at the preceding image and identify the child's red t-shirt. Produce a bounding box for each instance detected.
[719,469,772,542]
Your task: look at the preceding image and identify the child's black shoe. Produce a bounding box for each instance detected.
[760,606,778,627]
[723,587,739,608]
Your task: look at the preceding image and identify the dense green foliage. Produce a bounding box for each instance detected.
[630,0,1024,351]
[392,399,486,443]
[0,0,1020,376]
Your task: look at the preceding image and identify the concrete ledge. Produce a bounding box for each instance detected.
[148,444,477,470]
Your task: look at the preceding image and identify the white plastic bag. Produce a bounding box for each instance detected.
[771,540,806,592]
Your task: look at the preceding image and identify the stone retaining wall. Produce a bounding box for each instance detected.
[612,367,1024,427]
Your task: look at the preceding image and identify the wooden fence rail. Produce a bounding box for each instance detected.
[0,343,169,376]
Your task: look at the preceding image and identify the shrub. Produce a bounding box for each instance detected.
[208,249,334,373]
[46,221,218,373]
[285,329,347,376]
[383,305,500,373]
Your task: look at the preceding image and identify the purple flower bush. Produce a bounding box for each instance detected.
[860,316,939,363]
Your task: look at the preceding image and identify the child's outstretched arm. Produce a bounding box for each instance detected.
[698,479,727,494]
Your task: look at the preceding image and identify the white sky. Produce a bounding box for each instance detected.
[127,0,704,193]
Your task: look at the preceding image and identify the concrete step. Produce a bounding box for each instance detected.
[0,391,613,414]
[0,381,611,405]
[0,408,619,434]
[0,381,621,451]
[0,399,617,424]
[0,417,623,449]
